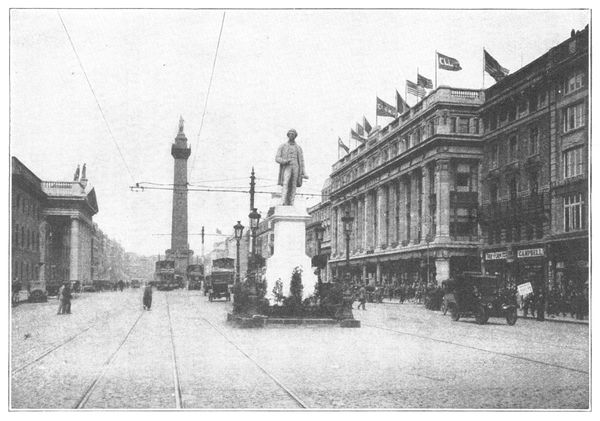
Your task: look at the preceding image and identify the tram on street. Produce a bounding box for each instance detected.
[187,264,204,290]
[154,259,180,291]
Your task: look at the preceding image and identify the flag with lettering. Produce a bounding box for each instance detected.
[417,73,433,89]
[338,137,350,154]
[376,97,397,117]
[484,49,509,82]
[356,123,365,137]
[363,116,372,134]
[396,90,409,114]
[437,52,462,71]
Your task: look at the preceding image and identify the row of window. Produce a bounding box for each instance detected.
[333,115,478,190]
[13,224,40,251]
[14,194,41,219]
[13,260,37,282]
[489,126,540,169]
[483,70,586,134]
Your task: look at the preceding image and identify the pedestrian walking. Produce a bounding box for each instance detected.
[357,285,366,310]
[63,283,72,314]
[143,283,153,310]
[57,283,65,315]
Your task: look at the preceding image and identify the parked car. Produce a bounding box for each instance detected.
[445,272,518,325]
[27,280,48,303]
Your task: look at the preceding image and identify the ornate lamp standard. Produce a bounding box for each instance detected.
[248,208,261,275]
[233,221,244,285]
[341,210,354,282]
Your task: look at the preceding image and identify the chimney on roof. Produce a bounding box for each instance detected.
[571,29,576,37]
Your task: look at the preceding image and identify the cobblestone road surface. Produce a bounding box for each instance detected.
[11,289,589,409]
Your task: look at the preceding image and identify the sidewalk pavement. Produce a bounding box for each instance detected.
[379,298,588,325]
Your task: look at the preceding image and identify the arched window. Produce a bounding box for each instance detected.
[20,226,24,248]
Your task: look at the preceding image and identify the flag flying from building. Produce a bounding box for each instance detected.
[417,73,433,89]
[396,90,409,114]
[363,116,372,134]
[350,128,366,144]
[484,49,510,82]
[376,96,397,118]
[406,80,425,98]
[338,137,350,154]
[437,52,462,71]
[356,123,365,137]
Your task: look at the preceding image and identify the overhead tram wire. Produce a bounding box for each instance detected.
[189,11,226,179]
[129,183,329,199]
[57,10,135,184]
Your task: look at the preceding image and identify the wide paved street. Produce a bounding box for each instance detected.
[11,289,589,409]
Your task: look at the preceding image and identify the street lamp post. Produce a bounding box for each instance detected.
[248,208,261,276]
[341,210,354,282]
[233,221,244,285]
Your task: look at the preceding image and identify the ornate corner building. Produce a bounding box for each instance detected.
[311,26,588,292]
[327,87,484,285]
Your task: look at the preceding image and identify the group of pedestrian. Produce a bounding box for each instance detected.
[520,286,588,321]
[56,282,72,315]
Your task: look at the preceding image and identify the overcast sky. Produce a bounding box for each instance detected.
[9,9,590,256]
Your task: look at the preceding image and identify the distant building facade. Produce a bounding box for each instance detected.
[306,179,332,282]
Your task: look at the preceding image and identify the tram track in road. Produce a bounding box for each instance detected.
[74,310,145,409]
[363,323,589,375]
[12,303,136,375]
[165,293,183,409]
[198,315,308,409]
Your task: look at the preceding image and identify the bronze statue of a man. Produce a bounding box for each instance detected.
[276,129,308,206]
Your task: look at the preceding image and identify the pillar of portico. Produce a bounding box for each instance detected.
[69,216,79,281]
[435,257,450,285]
[435,160,451,241]
[376,261,382,285]
[362,264,367,285]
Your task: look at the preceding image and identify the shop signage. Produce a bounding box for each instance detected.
[517,248,545,258]
[517,282,533,297]
[485,251,507,260]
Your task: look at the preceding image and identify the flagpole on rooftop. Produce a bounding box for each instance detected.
[375,95,378,130]
[482,48,485,89]
[435,51,438,89]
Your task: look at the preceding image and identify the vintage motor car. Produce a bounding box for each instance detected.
[209,282,231,302]
[444,272,518,325]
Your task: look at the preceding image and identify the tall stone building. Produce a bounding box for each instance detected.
[11,157,98,288]
[478,26,588,297]
[328,87,484,286]
[165,117,194,284]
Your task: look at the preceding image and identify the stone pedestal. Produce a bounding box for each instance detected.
[265,205,316,301]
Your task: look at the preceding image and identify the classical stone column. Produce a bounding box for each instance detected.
[362,264,367,284]
[69,216,79,281]
[398,178,407,244]
[388,181,397,246]
[421,166,431,243]
[376,261,382,285]
[410,171,421,244]
[435,160,451,241]
[377,185,387,249]
[365,191,374,250]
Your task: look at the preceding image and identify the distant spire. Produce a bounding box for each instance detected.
[178,115,185,134]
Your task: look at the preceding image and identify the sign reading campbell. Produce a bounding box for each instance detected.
[517,248,545,258]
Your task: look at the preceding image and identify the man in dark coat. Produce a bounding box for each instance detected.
[143,284,153,310]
